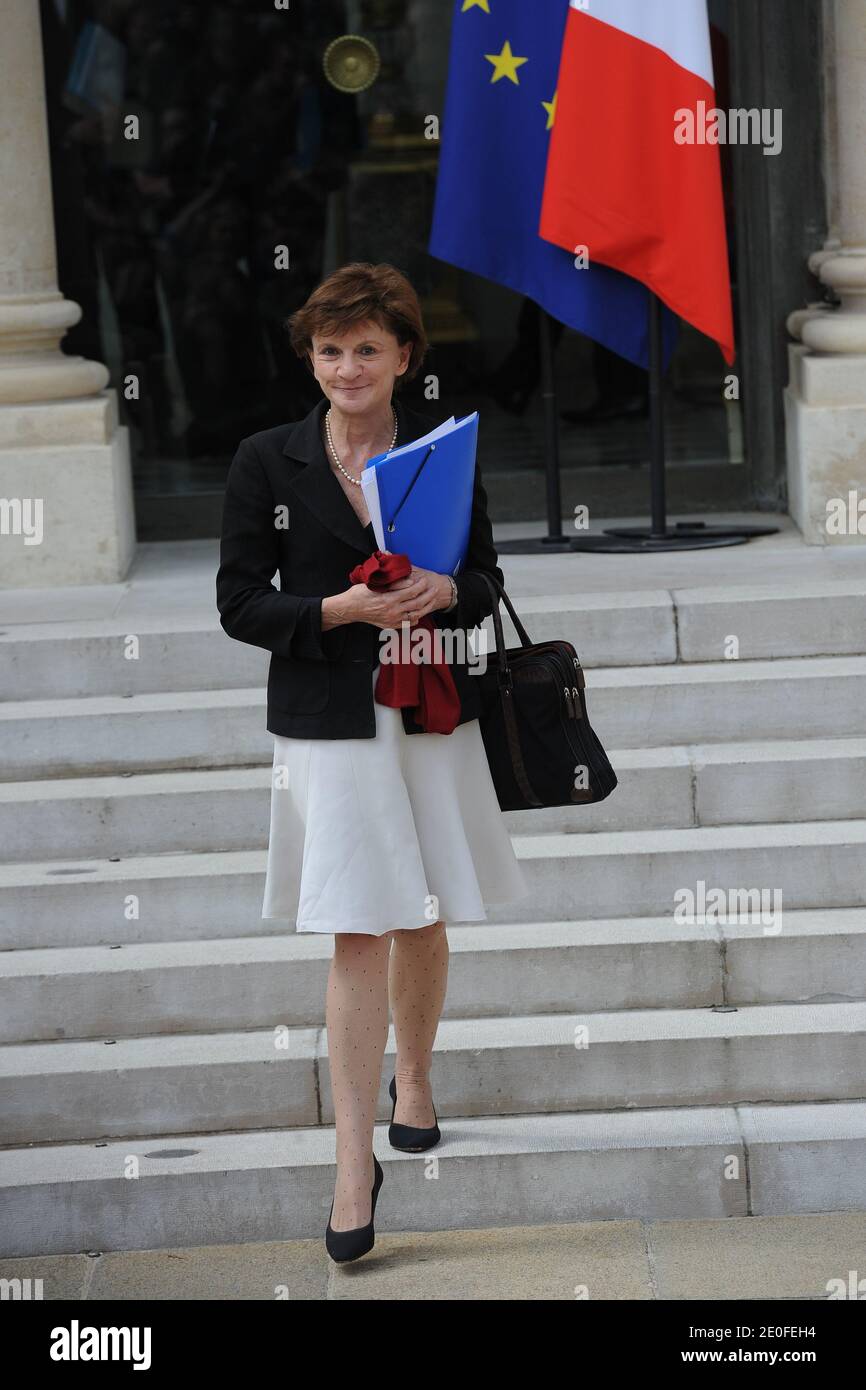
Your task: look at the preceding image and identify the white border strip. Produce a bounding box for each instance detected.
[570,0,714,87]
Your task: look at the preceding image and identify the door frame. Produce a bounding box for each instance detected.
[728,0,829,508]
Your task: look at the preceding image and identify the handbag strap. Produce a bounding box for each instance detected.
[477,570,534,648]
[462,567,532,669]
[474,570,542,806]
[469,570,531,689]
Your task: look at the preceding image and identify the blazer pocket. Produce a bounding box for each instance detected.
[269,655,331,714]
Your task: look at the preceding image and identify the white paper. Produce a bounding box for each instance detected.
[360,465,386,550]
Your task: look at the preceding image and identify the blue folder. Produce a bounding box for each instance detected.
[361,413,478,575]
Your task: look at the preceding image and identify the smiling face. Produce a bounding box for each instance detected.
[310,318,412,419]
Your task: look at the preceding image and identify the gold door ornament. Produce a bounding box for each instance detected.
[322,35,381,94]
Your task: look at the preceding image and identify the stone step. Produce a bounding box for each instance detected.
[3,653,866,779]
[2,820,865,950]
[1,733,866,861]
[2,910,864,1044]
[1,1000,864,1146]
[2,579,865,702]
[2,1098,864,1257]
[3,735,866,853]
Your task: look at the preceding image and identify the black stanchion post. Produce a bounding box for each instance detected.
[648,289,667,540]
[539,305,564,542]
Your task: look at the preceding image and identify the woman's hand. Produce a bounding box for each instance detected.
[333,565,452,629]
[382,565,453,621]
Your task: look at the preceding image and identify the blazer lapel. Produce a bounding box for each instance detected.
[283,395,427,557]
[281,397,374,555]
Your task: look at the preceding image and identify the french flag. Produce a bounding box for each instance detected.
[539,0,735,365]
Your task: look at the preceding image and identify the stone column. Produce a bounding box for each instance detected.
[785,0,866,543]
[0,0,134,587]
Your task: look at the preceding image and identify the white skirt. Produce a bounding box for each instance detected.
[261,665,529,935]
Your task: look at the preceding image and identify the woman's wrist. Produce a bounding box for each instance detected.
[441,574,458,611]
[321,592,354,630]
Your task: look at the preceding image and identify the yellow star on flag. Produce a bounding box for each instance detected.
[484,40,528,85]
[542,90,558,130]
[462,0,491,11]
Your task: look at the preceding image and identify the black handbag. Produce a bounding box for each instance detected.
[466,571,618,812]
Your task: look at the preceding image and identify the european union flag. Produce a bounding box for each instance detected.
[429,0,678,369]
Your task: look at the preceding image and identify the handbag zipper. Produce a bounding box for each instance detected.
[494,644,616,799]
[494,642,583,718]
[553,666,614,794]
[533,643,584,717]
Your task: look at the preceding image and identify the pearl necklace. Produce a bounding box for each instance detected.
[325,405,398,485]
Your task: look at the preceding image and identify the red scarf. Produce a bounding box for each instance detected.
[347,550,461,734]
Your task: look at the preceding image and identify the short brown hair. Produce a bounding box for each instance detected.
[285,262,428,389]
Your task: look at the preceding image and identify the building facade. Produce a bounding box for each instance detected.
[0,0,863,588]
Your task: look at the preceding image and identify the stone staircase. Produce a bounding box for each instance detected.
[1,569,866,1256]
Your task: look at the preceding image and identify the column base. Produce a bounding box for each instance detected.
[785,344,866,545]
[0,392,135,587]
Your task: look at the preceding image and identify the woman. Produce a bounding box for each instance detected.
[216,262,528,1262]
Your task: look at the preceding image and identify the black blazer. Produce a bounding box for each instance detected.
[216,394,505,739]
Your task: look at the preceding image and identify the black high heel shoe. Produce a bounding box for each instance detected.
[325,1155,384,1263]
[388,1074,441,1152]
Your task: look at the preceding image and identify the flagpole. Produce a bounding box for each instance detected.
[648,289,667,539]
[497,306,577,552]
[495,295,780,556]
[601,292,779,548]
[495,306,580,553]
[539,305,564,544]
